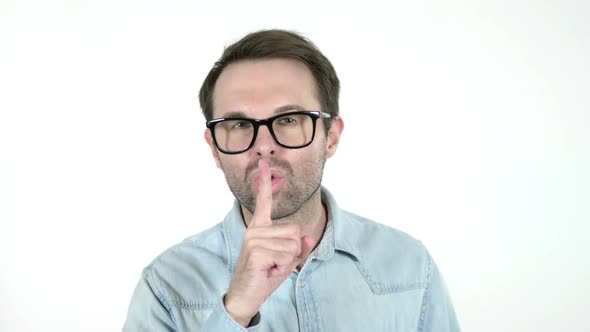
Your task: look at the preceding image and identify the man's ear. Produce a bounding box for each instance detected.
[204,129,222,169]
[325,116,344,159]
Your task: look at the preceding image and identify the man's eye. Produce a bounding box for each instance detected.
[232,120,252,129]
[277,117,297,125]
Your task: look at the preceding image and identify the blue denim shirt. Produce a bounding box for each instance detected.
[123,188,460,331]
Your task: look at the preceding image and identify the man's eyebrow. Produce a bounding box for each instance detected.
[274,104,306,113]
[220,105,307,119]
[220,111,248,118]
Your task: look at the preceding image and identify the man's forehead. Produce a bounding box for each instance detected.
[211,59,320,119]
[219,104,308,119]
[214,58,313,88]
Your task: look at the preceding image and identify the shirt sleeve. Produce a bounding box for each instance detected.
[122,270,176,332]
[123,270,262,331]
[418,254,461,332]
[202,294,262,331]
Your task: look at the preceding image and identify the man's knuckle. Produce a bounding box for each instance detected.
[288,224,301,237]
[286,239,298,253]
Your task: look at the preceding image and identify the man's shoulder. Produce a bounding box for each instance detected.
[339,210,426,252]
[337,210,432,293]
[138,222,231,307]
[147,222,226,271]
[144,223,226,275]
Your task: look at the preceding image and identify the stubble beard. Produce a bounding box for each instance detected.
[221,152,326,221]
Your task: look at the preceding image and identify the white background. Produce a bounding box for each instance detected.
[1,0,589,331]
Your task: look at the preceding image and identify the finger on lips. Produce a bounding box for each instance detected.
[251,159,272,227]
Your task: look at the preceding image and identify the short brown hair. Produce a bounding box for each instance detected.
[199,29,340,126]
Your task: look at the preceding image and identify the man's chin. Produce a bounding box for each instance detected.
[271,211,296,222]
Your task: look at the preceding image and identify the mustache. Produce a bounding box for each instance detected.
[245,157,293,178]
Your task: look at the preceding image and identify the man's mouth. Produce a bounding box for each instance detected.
[252,171,284,192]
[269,175,284,192]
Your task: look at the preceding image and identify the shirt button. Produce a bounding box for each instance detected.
[298,281,305,288]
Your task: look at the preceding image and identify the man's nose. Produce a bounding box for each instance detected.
[253,124,276,156]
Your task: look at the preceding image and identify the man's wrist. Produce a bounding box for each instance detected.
[223,294,255,327]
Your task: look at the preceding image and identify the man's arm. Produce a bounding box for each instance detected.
[122,270,262,331]
[124,160,312,330]
[419,255,461,332]
[222,159,315,326]
[123,272,175,331]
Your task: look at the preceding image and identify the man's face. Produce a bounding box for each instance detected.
[205,58,341,220]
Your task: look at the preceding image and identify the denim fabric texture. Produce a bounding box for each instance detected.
[123,188,460,331]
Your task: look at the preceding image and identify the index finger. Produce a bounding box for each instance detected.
[251,159,272,227]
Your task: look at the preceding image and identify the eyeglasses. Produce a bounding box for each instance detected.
[206,110,332,154]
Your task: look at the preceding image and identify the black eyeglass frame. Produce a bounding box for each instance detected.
[206,110,332,154]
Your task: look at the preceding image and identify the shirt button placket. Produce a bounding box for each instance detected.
[295,268,321,332]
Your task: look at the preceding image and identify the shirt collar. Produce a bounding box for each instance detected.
[314,188,360,261]
[222,187,360,274]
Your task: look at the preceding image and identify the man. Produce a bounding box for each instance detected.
[123,29,460,331]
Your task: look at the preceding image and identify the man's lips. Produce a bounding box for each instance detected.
[252,170,285,192]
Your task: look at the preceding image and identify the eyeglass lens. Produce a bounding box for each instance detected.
[214,113,314,152]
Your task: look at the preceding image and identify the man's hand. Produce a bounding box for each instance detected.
[224,159,316,327]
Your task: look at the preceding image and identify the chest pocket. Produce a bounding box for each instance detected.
[310,251,430,331]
